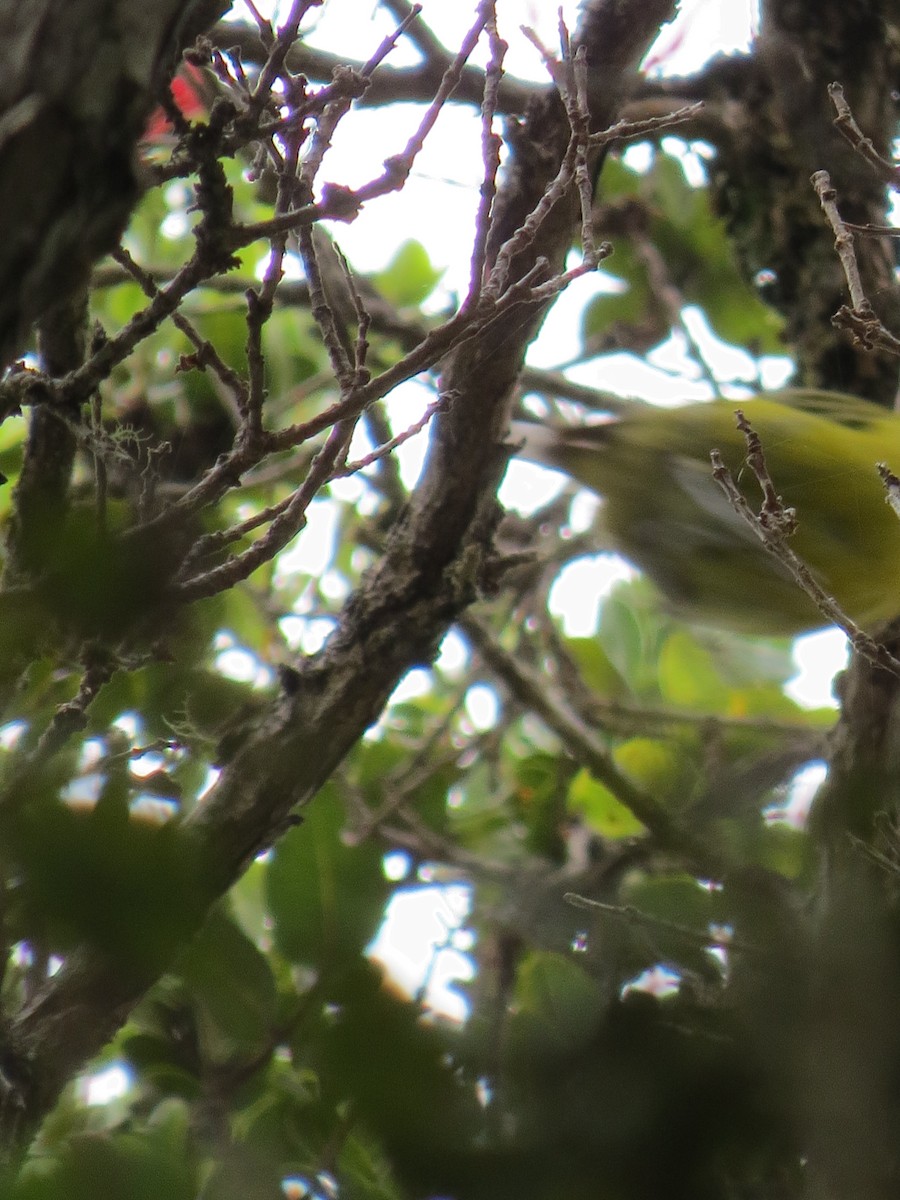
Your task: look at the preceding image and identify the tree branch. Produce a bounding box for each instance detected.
[2,0,679,1154]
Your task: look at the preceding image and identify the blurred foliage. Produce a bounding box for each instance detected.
[583,150,785,357]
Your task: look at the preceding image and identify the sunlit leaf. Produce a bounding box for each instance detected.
[373,240,444,307]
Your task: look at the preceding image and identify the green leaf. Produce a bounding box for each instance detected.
[509,951,605,1059]
[622,872,719,931]
[568,767,645,839]
[373,240,443,307]
[758,822,809,879]
[5,758,211,970]
[512,752,569,861]
[197,1150,285,1200]
[658,630,730,709]
[565,636,628,697]
[178,907,277,1062]
[266,785,390,972]
[338,1128,404,1200]
[321,963,479,1170]
[597,590,646,687]
[234,1057,330,1168]
[13,1127,195,1200]
[617,738,696,805]
[588,149,784,359]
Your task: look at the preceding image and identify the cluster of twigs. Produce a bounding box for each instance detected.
[0,0,706,1152]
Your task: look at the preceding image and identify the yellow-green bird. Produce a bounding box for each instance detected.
[512,390,900,635]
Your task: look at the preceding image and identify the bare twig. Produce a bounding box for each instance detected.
[378,0,437,60]
[463,3,505,309]
[812,169,900,357]
[334,394,449,477]
[565,893,757,956]
[485,103,700,300]
[711,413,900,677]
[878,462,900,522]
[828,81,900,190]
[297,225,354,388]
[245,0,329,125]
[211,19,537,115]
[556,31,596,262]
[32,655,116,763]
[175,415,357,602]
[112,246,246,423]
[812,170,870,315]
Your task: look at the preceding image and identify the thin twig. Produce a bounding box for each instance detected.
[112,246,246,422]
[565,894,757,956]
[175,416,357,602]
[334,394,449,477]
[463,1,504,309]
[812,169,869,313]
[378,0,437,60]
[297,224,354,388]
[247,0,312,118]
[812,169,900,357]
[828,81,900,190]
[711,413,900,677]
[878,461,900,523]
[32,655,116,763]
